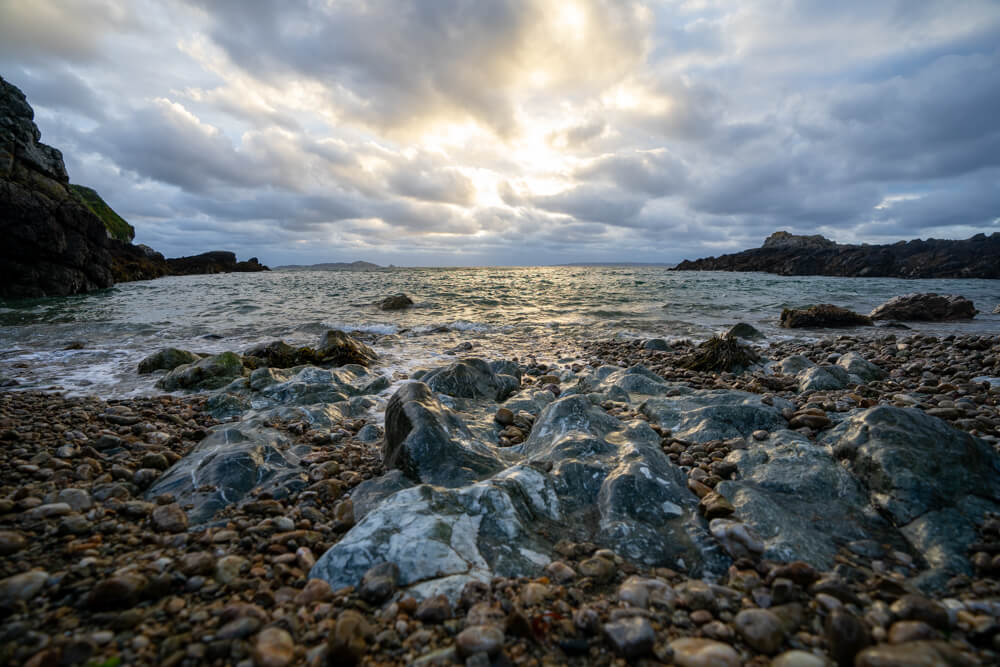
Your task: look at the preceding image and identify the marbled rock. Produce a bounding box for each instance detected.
[870,293,978,321]
[640,388,791,442]
[717,430,898,570]
[823,406,1000,588]
[418,357,519,401]
[157,352,245,391]
[145,425,308,524]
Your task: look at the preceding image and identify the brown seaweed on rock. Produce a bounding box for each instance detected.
[680,334,760,373]
[780,304,872,328]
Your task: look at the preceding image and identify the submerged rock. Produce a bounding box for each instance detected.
[378,293,413,310]
[780,305,872,328]
[243,329,376,369]
[869,293,978,321]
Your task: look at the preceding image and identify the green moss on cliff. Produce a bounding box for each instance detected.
[70,184,135,242]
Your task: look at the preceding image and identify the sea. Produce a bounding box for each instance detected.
[2,267,999,399]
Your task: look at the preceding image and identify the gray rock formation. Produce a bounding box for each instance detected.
[416,357,519,401]
[157,352,246,391]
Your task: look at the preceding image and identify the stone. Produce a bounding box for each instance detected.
[415,594,452,623]
[455,625,504,657]
[870,293,978,321]
[544,560,576,583]
[216,555,249,586]
[640,388,791,443]
[709,519,764,559]
[603,616,655,658]
[733,608,786,654]
[888,620,935,644]
[854,641,975,667]
[494,407,514,426]
[699,492,734,519]
[156,352,245,391]
[358,562,399,604]
[890,595,950,629]
[151,503,188,533]
[138,348,201,374]
[825,607,871,667]
[643,338,670,350]
[253,627,294,667]
[836,352,887,382]
[294,578,333,605]
[0,570,48,607]
[87,574,147,610]
[378,293,413,310]
[669,637,740,667]
[579,556,616,583]
[56,487,93,512]
[327,609,372,665]
[617,576,674,609]
[216,616,262,640]
[797,365,851,392]
[777,355,816,375]
[780,305,872,328]
[0,530,27,556]
[772,650,833,667]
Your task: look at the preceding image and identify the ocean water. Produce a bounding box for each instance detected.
[1,267,999,398]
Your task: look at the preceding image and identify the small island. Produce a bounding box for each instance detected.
[673,230,1000,279]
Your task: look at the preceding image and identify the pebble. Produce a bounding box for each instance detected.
[253,627,295,667]
[151,502,188,533]
[854,640,969,666]
[0,530,27,555]
[215,555,249,586]
[578,555,616,582]
[217,616,263,640]
[603,616,655,658]
[56,487,93,511]
[890,594,951,629]
[887,619,935,643]
[733,608,786,654]
[415,594,451,623]
[87,573,147,610]
[327,609,372,665]
[825,607,871,666]
[543,560,576,583]
[358,562,399,603]
[772,650,833,667]
[455,624,504,657]
[669,637,740,667]
[495,408,514,426]
[0,569,48,606]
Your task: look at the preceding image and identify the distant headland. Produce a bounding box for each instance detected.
[672,230,1000,279]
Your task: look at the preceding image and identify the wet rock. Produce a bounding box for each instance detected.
[870,293,978,321]
[727,322,765,341]
[669,637,740,667]
[640,388,791,442]
[253,627,294,667]
[150,503,188,533]
[644,338,670,350]
[603,616,655,658]
[836,352,887,382]
[420,358,519,401]
[138,348,201,374]
[157,352,245,391]
[378,293,413,310]
[797,365,851,392]
[733,608,786,654]
[780,305,872,328]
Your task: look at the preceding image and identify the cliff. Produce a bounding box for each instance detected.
[0,76,115,298]
[673,231,1000,279]
[0,76,268,299]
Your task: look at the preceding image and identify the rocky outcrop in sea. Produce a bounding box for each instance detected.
[673,230,1000,279]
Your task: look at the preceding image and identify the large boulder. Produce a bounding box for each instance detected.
[311,381,730,599]
[317,330,377,367]
[417,358,519,401]
[0,76,115,298]
[156,352,245,391]
[640,389,791,443]
[244,330,377,369]
[780,305,872,328]
[823,406,1000,588]
[869,293,978,321]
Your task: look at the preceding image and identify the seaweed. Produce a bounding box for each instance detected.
[680,334,760,373]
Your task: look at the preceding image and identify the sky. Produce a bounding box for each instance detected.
[1,0,999,267]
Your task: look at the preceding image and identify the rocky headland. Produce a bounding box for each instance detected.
[2,326,1000,666]
[673,230,1000,279]
[0,76,268,299]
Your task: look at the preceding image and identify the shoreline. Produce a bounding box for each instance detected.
[0,331,998,665]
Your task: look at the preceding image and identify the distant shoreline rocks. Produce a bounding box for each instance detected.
[673,230,1000,279]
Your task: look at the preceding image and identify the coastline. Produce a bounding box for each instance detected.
[1,330,999,665]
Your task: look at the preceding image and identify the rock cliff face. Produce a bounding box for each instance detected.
[1,76,269,299]
[0,76,114,298]
[673,231,1000,278]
